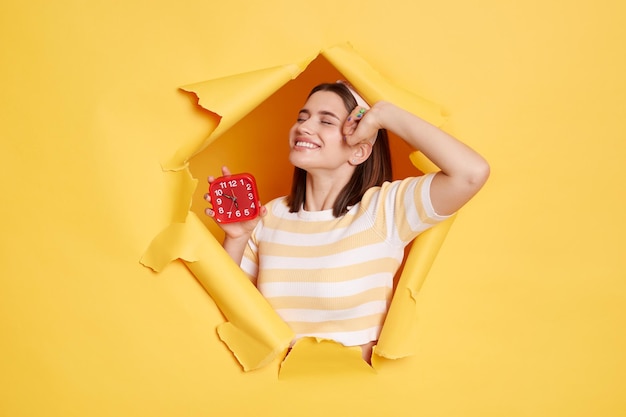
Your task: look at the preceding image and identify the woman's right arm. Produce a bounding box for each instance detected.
[220,235,253,266]
[344,102,489,216]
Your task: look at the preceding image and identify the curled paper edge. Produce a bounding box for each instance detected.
[141,213,294,371]
[374,215,456,360]
[163,59,313,171]
[321,43,446,128]
[279,337,376,380]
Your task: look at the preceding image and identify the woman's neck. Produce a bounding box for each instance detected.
[303,169,352,212]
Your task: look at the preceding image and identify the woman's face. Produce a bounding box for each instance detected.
[288,90,354,173]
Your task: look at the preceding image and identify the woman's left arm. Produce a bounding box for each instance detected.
[345,101,490,215]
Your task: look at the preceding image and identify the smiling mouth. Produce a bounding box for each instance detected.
[295,141,320,149]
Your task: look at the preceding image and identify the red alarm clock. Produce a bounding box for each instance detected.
[208,172,261,223]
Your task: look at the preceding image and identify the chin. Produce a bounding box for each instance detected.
[289,160,312,174]
[288,151,306,167]
[288,151,296,163]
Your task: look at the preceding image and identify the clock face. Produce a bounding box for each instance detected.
[209,173,260,223]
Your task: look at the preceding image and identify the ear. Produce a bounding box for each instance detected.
[350,141,373,166]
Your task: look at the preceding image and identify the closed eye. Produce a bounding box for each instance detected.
[319,110,341,123]
[297,110,309,123]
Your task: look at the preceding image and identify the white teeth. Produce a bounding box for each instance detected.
[296,141,319,149]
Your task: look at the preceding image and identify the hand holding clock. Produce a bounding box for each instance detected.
[204,166,266,242]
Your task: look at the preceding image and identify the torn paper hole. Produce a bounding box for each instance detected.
[141,42,455,375]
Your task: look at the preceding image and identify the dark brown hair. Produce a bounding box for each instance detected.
[287,82,392,217]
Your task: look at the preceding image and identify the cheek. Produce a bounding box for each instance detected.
[320,125,343,142]
[288,124,298,140]
[329,130,349,149]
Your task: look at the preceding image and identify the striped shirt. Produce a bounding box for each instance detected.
[240,173,449,347]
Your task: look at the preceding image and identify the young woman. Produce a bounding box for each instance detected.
[205,82,489,361]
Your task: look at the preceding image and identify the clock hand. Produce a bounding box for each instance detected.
[230,190,239,209]
[223,190,238,208]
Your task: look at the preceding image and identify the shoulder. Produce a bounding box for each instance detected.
[263,196,297,220]
[361,175,433,203]
[264,196,289,212]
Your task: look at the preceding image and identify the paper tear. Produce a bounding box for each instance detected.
[374,215,456,360]
[322,43,446,128]
[217,322,288,372]
[164,167,198,223]
[140,220,203,272]
[141,41,456,372]
[163,59,312,171]
[141,213,294,371]
[279,338,376,379]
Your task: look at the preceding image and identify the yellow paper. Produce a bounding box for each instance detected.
[5,1,625,414]
[141,212,294,371]
[279,338,376,380]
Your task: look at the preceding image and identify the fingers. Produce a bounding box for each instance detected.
[343,106,373,145]
[342,112,359,141]
[204,193,214,218]
[207,166,232,184]
[343,106,367,133]
[206,166,231,218]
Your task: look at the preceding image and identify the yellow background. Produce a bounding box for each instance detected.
[2,0,625,416]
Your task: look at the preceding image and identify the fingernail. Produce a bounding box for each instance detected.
[347,116,352,122]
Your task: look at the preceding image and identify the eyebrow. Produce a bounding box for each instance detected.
[298,109,341,121]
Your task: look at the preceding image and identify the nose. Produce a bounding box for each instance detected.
[296,118,314,135]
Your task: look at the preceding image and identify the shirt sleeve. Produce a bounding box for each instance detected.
[361,173,453,247]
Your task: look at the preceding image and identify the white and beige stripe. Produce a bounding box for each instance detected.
[241,173,449,347]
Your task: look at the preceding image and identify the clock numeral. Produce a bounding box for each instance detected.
[212,175,258,222]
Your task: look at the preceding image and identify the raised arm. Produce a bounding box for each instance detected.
[344,101,490,215]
